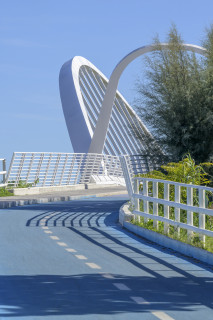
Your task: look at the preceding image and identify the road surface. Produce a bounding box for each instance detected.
[0,195,213,319]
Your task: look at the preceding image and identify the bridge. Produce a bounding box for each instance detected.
[0,44,213,319]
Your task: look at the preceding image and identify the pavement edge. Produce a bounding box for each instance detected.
[0,191,127,209]
[119,202,213,266]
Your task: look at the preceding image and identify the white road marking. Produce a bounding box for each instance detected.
[151,311,175,320]
[131,297,175,320]
[86,263,101,269]
[66,248,77,253]
[44,230,52,234]
[42,227,49,230]
[50,236,59,240]
[100,273,115,279]
[113,283,131,291]
[75,255,87,260]
[131,296,150,304]
[57,242,67,247]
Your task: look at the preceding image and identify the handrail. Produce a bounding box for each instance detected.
[131,177,213,243]
[6,152,125,188]
[136,177,213,191]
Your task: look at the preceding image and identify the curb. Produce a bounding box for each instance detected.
[119,202,213,266]
[0,191,128,209]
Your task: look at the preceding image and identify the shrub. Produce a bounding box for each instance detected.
[133,154,213,252]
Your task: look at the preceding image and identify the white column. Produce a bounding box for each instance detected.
[153,181,158,229]
[199,189,206,244]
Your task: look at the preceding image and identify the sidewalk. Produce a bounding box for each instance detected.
[0,185,128,209]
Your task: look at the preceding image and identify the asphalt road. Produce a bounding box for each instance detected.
[0,195,213,320]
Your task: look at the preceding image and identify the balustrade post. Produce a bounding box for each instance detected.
[164,183,169,234]
[175,185,180,236]
[199,189,206,245]
[134,179,139,222]
[143,180,149,223]
[187,186,193,240]
[2,159,6,185]
[153,181,158,229]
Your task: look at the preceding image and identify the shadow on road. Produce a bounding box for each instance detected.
[23,199,125,227]
[3,199,213,317]
[1,273,213,317]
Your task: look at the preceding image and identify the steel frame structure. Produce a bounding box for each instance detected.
[6,152,124,187]
[59,44,206,156]
[59,56,151,156]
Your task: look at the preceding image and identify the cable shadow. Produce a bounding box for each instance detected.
[24,200,213,275]
[67,225,213,310]
[25,199,125,228]
[0,273,213,317]
[4,199,213,317]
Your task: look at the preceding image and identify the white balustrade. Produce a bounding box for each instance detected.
[6,152,124,188]
[131,177,213,242]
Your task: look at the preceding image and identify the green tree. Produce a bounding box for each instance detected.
[135,25,213,163]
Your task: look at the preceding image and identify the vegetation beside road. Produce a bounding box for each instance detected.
[0,179,39,197]
[135,24,213,163]
[131,155,213,253]
[0,187,13,197]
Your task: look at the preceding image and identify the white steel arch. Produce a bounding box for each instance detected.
[59,56,152,155]
[88,43,207,154]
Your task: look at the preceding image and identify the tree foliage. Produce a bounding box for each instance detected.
[139,154,212,186]
[135,25,213,163]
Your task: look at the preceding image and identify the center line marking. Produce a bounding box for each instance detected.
[66,248,77,253]
[113,283,131,291]
[151,311,175,320]
[130,297,175,320]
[57,242,67,247]
[42,227,49,230]
[85,263,101,269]
[50,236,59,240]
[44,230,52,234]
[75,255,87,260]
[131,296,150,304]
[100,273,115,279]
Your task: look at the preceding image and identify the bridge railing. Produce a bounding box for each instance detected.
[6,152,124,188]
[120,154,167,198]
[132,177,213,242]
[0,158,6,187]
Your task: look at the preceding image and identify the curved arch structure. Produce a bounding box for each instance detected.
[59,43,206,156]
[88,43,207,154]
[59,56,152,155]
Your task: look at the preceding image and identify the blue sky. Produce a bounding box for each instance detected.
[1,0,213,166]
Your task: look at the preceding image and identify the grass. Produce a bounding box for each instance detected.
[129,201,213,254]
[0,187,13,197]
[0,179,40,197]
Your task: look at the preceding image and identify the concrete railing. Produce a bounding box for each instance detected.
[132,177,213,243]
[0,158,6,187]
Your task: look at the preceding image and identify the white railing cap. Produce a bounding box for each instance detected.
[135,177,213,192]
[12,152,119,159]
